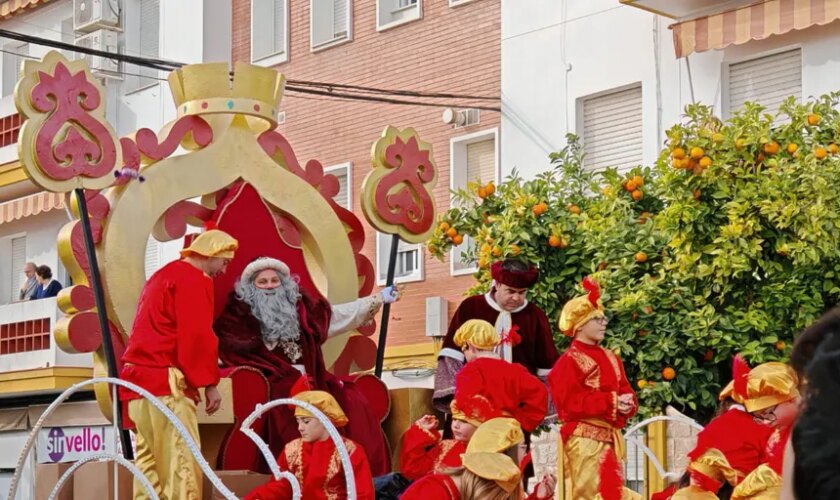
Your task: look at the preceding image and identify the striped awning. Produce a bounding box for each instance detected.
[0,191,64,225]
[0,0,53,18]
[670,0,840,58]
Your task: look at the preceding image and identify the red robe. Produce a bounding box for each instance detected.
[400,472,549,499]
[119,260,219,404]
[213,290,390,476]
[548,340,637,442]
[399,424,466,480]
[687,406,773,490]
[244,437,374,500]
[766,422,793,475]
[454,357,549,432]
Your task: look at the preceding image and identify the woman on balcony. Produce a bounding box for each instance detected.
[32,265,62,299]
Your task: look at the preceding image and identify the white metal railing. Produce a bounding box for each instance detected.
[7,377,358,500]
[624,415,704,485]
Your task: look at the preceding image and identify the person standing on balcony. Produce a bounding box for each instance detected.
[32,265,62,299]
[18,261,37,300]
[548,277,640,500]
[119,225,238,500]
[433,259,559,424]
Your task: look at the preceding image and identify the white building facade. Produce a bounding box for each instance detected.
[501,0,840,178]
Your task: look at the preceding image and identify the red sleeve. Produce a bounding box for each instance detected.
[512,364,550,432]
[533,307,560,372]
[174,271,220,390]
[351,443,375,500]
[547,356,617,422]
[244,451,293,499]
[400,424,443,480]
[400,475,457,500]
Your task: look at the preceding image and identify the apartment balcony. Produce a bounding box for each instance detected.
[0,297,93,398]
[620,0,756,20]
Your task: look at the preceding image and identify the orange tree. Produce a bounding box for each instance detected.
[428,93,840,420]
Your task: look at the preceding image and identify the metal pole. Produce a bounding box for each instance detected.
[74,188,133,459]
[374,233,400,378]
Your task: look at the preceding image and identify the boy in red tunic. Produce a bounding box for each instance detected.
[548,277,638,500]
[119,227,238,500]
[245,390,374,500]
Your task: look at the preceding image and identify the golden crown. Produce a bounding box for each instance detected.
[167,62,286,125]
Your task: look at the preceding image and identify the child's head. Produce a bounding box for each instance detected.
[451,418,478,443]
[558,277,605,343]
[459,452,524,500]
[465,418,524,455]
[454,320,500,361]
[724,357,800,429]
[291,390,348,442]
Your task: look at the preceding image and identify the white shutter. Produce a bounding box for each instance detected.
[144,236,160,280]
[333,168,349,209]
[2,43,27,97]
[582,85,643,172]
[334,0,349,38]
[466,139,495,185]
[274,0,286,54]
[378,233,421,282]
[728,49,801,118]
[139,0,160,81]
[312,0,349,48]
[253,0,286,60]
[10,237,25,302]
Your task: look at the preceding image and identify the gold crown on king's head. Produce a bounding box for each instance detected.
[167,61,286,125]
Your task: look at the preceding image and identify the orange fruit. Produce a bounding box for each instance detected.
[704,350,714,362]
[452,234,464,245]
[672,147,687,160]
[679,158,691,169]
[510,244,521,256]
[815,147,828,160]
[786,143,798,154]
[637,380,648,390]
[631,189,643,201]
[633,175,644,187]
[808,114,822,126]
[662,367,676,381]
[830,143,840,155]
[532,203,548,216]
[492,246,502,257]
[624,180,638,192]
[689,147,704,160]
[699,156,712,168]
[693,189,701,200]
[478,187,488,198]
[485,183,496,196]
[439,222,450,232]
[634,252,648,263]
[735,138,746,150]
[548,235,561,247]
[638,211,651,224]
[764,141,780,155]
[445,227,457,238]
[568,204,581,215]
[671,158,683,169]
[478,258,488,269]
[775,341,786,351]
[644,306,653,314]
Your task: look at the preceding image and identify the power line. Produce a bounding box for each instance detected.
[0,28,500,105]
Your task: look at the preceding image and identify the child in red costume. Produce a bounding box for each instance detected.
[245,390,374,500]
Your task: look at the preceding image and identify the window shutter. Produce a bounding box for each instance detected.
[61,18,75,60]
[253,0,285,60]
[466,139,495,185]
[582,85,643,172]
[331,167,350,209]
[144,236,160,280]
[334,0,349,38]
[3,43,27,97]
[274,0,286,54]
[10,236,25,302]
[728,49,801,118]
[139,0,160,81]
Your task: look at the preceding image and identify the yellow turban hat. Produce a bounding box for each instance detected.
[453,319,499,351]
[292,390,348,428]
[466,417,524,454]
[462,452,522,493]
[180,229,239,259]
[558,277,605,336]
[730,464,781,500]
[719,357,799,412]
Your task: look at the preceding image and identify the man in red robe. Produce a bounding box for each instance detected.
[213,257,396,475]
[433,259,559,421]
[119,227,238,500]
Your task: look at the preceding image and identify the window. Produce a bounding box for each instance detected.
[126,0,160,92]
[376,0,421,31]
[144,236,160,280]
[449,0,474,6]
[726,48,801,119]
[61,17,75,60]
[450,129,498,275]
[9,236,25,303]
[2,42,28,97]
[324,162,352,209]
[311,0,352,50]
[377,233,423,285]
[252,0,289,66]
[580,84,643,172]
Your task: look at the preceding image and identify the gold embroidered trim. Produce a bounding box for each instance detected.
[604,349,622,380]
[569,350,600,389]
[571,421,614,443]
[285,439,305,487]
[433,440,459,473]
[324,438,356,499]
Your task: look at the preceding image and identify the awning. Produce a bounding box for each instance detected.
[0,0,53,19]
[670,0,840,58]
[0,191,65,225]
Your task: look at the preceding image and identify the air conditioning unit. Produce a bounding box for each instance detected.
[442,108,480,128]
[74,0,120,33]
[74,29,122,80]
